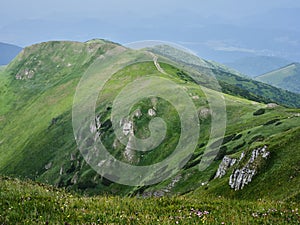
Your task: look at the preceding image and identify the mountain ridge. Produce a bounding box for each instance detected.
[224,56,291,77]
[256,62,300,94]
[0,40,299,202]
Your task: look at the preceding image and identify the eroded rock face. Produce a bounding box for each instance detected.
[229,167,256,190]
[214,156,237,179]
[120,118,136,163]
[229,145,269,190]
[214,146,270,191]
[122,120,133,136]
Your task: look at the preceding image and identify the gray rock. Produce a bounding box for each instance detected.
[148,108,156,117]
[214,156,237,179]
[266,103,279,108]
[122,120,133,136]
[133,109,142,118]
[198,108,212,119]
[229,145,269,190]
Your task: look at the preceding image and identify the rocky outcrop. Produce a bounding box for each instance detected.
[198,108,212,119]
[133,109,142,118]
[214,156,237,179]
[229,146,270,190]
[229,167,256,190]
[121,119,133,136]
[15,68,35,80]
[120,118,136,162]
[266,103,278,108]
[148,108,156,117]
[214,146,270,191]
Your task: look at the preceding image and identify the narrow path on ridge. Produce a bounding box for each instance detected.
[149,52,167,74]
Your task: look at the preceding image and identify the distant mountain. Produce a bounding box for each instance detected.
[0,42,22,65]
[224,56,290,77]
[256,63,300,94]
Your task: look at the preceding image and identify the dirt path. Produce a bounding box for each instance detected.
[149,52,166,74]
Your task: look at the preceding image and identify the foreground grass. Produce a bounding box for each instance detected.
[0,177,299,224]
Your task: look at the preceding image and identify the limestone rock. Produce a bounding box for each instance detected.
[133,109,142,118]
[229,145,270,190]
[198,108,212,119]
[229,167,256,190]
[266,103,279,108]
[122,120,133,136]
[214,156,237,179]
[148,108,156,117]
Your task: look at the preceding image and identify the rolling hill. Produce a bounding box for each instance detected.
[0,39,299,218]
[256,62,300,94]
[149,45,300,108]
[0,42,22,65]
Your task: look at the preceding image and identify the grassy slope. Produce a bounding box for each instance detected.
[0,40,300,224]
[0,40,118,178]
[0,176,299,224]
[256,63,300,94]
[149,45,300,108]
[0,40,299,202]
[191,125,300,201]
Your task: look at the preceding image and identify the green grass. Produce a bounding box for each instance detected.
[0,41,300,213]
[0,176,299,224]
[149,45,300,108]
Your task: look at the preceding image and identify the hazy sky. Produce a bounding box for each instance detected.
[1,0,300,61]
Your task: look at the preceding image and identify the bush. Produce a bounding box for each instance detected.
[253,108,265,116]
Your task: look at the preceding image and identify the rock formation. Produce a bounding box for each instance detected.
[229,146,269,190]
[214,156,237,179]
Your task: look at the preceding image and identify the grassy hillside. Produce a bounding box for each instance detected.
[0,40,300,224]
[149,45,300,108]
[256,63,300,94]
[0,40,300,199]
[1,176,299,224]
[0,40,300,211]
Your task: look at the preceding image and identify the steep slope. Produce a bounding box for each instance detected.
[256,63,300,94]
[0,42,22,65]
[224,56,290,77]
[0,40,299,201]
